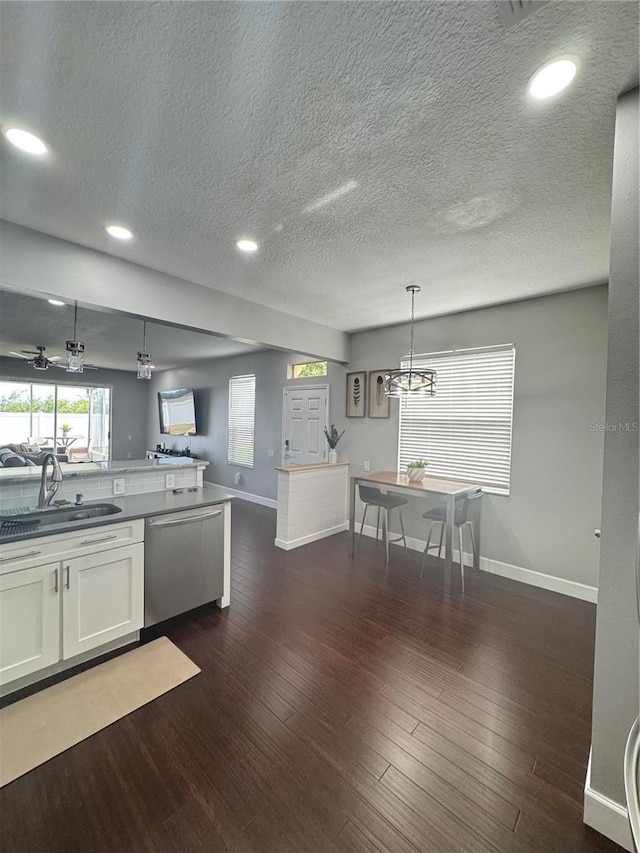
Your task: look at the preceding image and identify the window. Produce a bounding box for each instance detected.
[289,361,328,379]
[398,344,516,494]
[228,374,256,466]
[0,380,111,461]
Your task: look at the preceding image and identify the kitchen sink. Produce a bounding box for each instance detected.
[2,503,123,531]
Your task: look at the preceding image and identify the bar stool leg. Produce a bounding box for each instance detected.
[458,526,465,593]
[437,522,445,560]
[376,506,381,541]
[358,504,369,551]
[398,508,407,549]
[421,523,434,576]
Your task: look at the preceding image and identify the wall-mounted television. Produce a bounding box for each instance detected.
[158,388,197,436]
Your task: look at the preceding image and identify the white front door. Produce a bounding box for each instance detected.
[283,386,329,466]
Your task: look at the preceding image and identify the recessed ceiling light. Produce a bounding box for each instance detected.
[105,224,133,240]
[48,299,65,306]
[4,127,48,156]
[528,58,578,100]
[235,238,259,253]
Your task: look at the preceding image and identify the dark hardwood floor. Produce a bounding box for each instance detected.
[0,500,620,852]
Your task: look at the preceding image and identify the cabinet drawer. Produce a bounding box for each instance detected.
[0,519,144,574]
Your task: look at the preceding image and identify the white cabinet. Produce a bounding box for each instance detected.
[0,520,144,688]
[0,562,61,684]
[62,543,144,659]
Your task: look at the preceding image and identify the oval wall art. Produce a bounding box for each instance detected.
[368,370,390,418]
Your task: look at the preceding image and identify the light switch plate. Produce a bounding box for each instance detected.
[363,461,370,472]
[113,478,125,495]
[165,472,176,489]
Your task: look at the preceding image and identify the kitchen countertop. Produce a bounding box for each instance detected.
[0,484,233,545]
[0,457,209,485]
[275,462,349,472]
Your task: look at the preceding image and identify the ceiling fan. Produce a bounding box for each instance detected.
[7,343,98,371]
[8,346,64,370]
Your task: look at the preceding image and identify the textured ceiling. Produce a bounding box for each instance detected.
[0,1,638,332]
[0,289,262,373]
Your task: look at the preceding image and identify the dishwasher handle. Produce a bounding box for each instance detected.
[149,509,223,528]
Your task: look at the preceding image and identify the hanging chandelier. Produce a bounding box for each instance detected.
[136,320,153,380]
[66,302,85,373]
[385,285,437,397]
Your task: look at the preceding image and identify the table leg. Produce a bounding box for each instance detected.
[473,494,482,573]
[444,495,454,592]
[384,507,389,567]
[349,477,357,557]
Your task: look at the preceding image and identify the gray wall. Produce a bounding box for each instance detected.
[147,352,343,500]
[590,88,639,809]
[340,286,608,589]
[0,357,148,461]
[146,284,609,592]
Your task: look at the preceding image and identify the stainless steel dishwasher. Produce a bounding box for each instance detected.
[144,505,225,626]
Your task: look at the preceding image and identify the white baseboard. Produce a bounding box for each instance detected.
[480,553,598,603]
[358,524,598,603]
[275,522,349,551]
[206,482,277,509]
[584,750,633,851]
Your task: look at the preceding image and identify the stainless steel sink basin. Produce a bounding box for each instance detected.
[10,503,123,528]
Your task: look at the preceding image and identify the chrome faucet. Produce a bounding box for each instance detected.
[38,453,63,508]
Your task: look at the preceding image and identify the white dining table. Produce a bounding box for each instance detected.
[45,435,84,449]
[349,471,482,588]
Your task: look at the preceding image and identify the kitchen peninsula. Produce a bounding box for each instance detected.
[0,457,208,512]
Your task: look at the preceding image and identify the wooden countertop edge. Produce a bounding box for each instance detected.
[275,462,350,473]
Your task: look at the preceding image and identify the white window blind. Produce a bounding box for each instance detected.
[228,374,256,467]
[398,344,516,494]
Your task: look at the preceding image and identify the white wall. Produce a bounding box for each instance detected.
[588,87,639,839]
[0,412,87,445]
[0,220,350,363]
[341,286,608,592]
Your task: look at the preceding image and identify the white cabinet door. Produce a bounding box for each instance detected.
[62,543,144,660]
[0,562,61,685]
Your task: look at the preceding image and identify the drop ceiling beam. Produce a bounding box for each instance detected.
[0,220,350,364]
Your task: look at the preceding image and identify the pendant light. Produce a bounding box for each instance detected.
[136,320,152,380]
[66,302,85,373]
[384,285,436,397]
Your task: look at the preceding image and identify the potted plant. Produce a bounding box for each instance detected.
[406,458,428,481]
[60,423,72,437]
[324,424,345,464]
